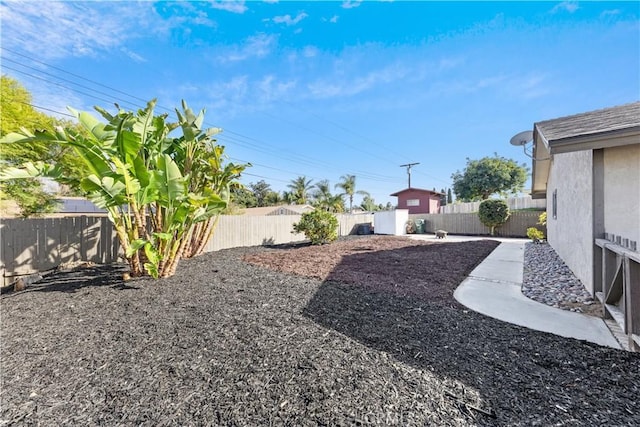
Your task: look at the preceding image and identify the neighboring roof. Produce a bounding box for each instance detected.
[390,187,444,196]
[534,101,640,154]
[241,204,314,216]
[531,102,640,199]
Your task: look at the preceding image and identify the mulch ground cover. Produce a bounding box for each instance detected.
[1,236,639,426]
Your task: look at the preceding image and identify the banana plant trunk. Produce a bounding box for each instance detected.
[184,215,220,258]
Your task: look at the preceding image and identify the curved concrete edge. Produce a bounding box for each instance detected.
[454,242,621,349]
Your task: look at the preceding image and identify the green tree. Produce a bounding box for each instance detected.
[1,75,61,216]
[230,186,257,208]
[281,191,295,204]
[1,76,89,197]
[1,99,247,278]
[335,174,369,213]
[249,180,272,207]
[287,176,313,204]
[2,179,60,217]
[439,188,447,206]
[451,154,528,202]
[478,199,511,236]
[264,190,285,206]
[360,195,379,212]
[447,188,453,204]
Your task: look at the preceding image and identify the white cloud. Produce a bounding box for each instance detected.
[427,72,549,101]
[437,57,464,71]
[307,63,410,98]
[120,48,147,63]
[257,75,297,102]
[550,2,579,14]
[209,1,248,14]
[219,33,278,62]
[600,9,621,18]
[165,74,297,119]
[341,1,362,9]
[272,12,309,26]
[0,1,160,60]
[322,15,340,23]
[302,46,319,58]
[192,10,218,27]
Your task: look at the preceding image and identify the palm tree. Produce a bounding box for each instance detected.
[282,191,296,204]
[359,195,379,212]
[265,191,285,206]
[287,176,313,204]
[312,180,345,212]
[335,174,370,213]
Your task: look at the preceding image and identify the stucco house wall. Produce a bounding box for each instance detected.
[603,144,640,247]
[546,150,595,292]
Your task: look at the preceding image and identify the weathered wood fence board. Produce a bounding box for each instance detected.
[440,196,546,214]
[1,216,119,280]
[1,211,541,283]
[1,214,374,283]
[410,211,545,237]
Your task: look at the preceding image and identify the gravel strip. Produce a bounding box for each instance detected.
[523,242,601,316]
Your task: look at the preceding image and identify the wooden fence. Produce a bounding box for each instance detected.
[0,214,374,284]
[440,196,546,214]
[410,211,545,237]
[1,211,543,284]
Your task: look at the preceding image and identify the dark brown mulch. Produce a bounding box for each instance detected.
[1,236,639,426]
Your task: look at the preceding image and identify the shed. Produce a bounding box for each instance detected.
[390,188,442,214]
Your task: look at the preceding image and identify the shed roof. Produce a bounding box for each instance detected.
[390,187,444,196]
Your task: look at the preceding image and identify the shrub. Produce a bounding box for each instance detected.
[478,199,510,236]
[527,227,545,242]
[538,211,547,226]
[292,209,338,245]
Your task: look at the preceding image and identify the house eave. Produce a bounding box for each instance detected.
[548,127,640,154]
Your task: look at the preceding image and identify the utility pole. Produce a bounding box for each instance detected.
[400,163,419,188]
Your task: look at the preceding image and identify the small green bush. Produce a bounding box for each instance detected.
[527,227,545,242]
[478,199,510,236]
[292,209,338,245]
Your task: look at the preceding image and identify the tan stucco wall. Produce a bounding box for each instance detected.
[603,144,640,247]
[546,151,595,292]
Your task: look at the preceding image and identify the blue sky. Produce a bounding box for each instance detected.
[1,1,638,206]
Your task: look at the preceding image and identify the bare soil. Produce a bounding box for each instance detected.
[1,235,639,426]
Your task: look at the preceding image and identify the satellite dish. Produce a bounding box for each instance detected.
[510,130,533,146]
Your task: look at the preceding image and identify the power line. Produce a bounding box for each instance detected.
[1,48,448,190]
[1,47,154,108]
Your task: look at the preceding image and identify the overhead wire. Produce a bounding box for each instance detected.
[1,48,447,190]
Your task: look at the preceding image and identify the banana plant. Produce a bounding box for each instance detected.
[0,99,247,279]
[166,101,248,259]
